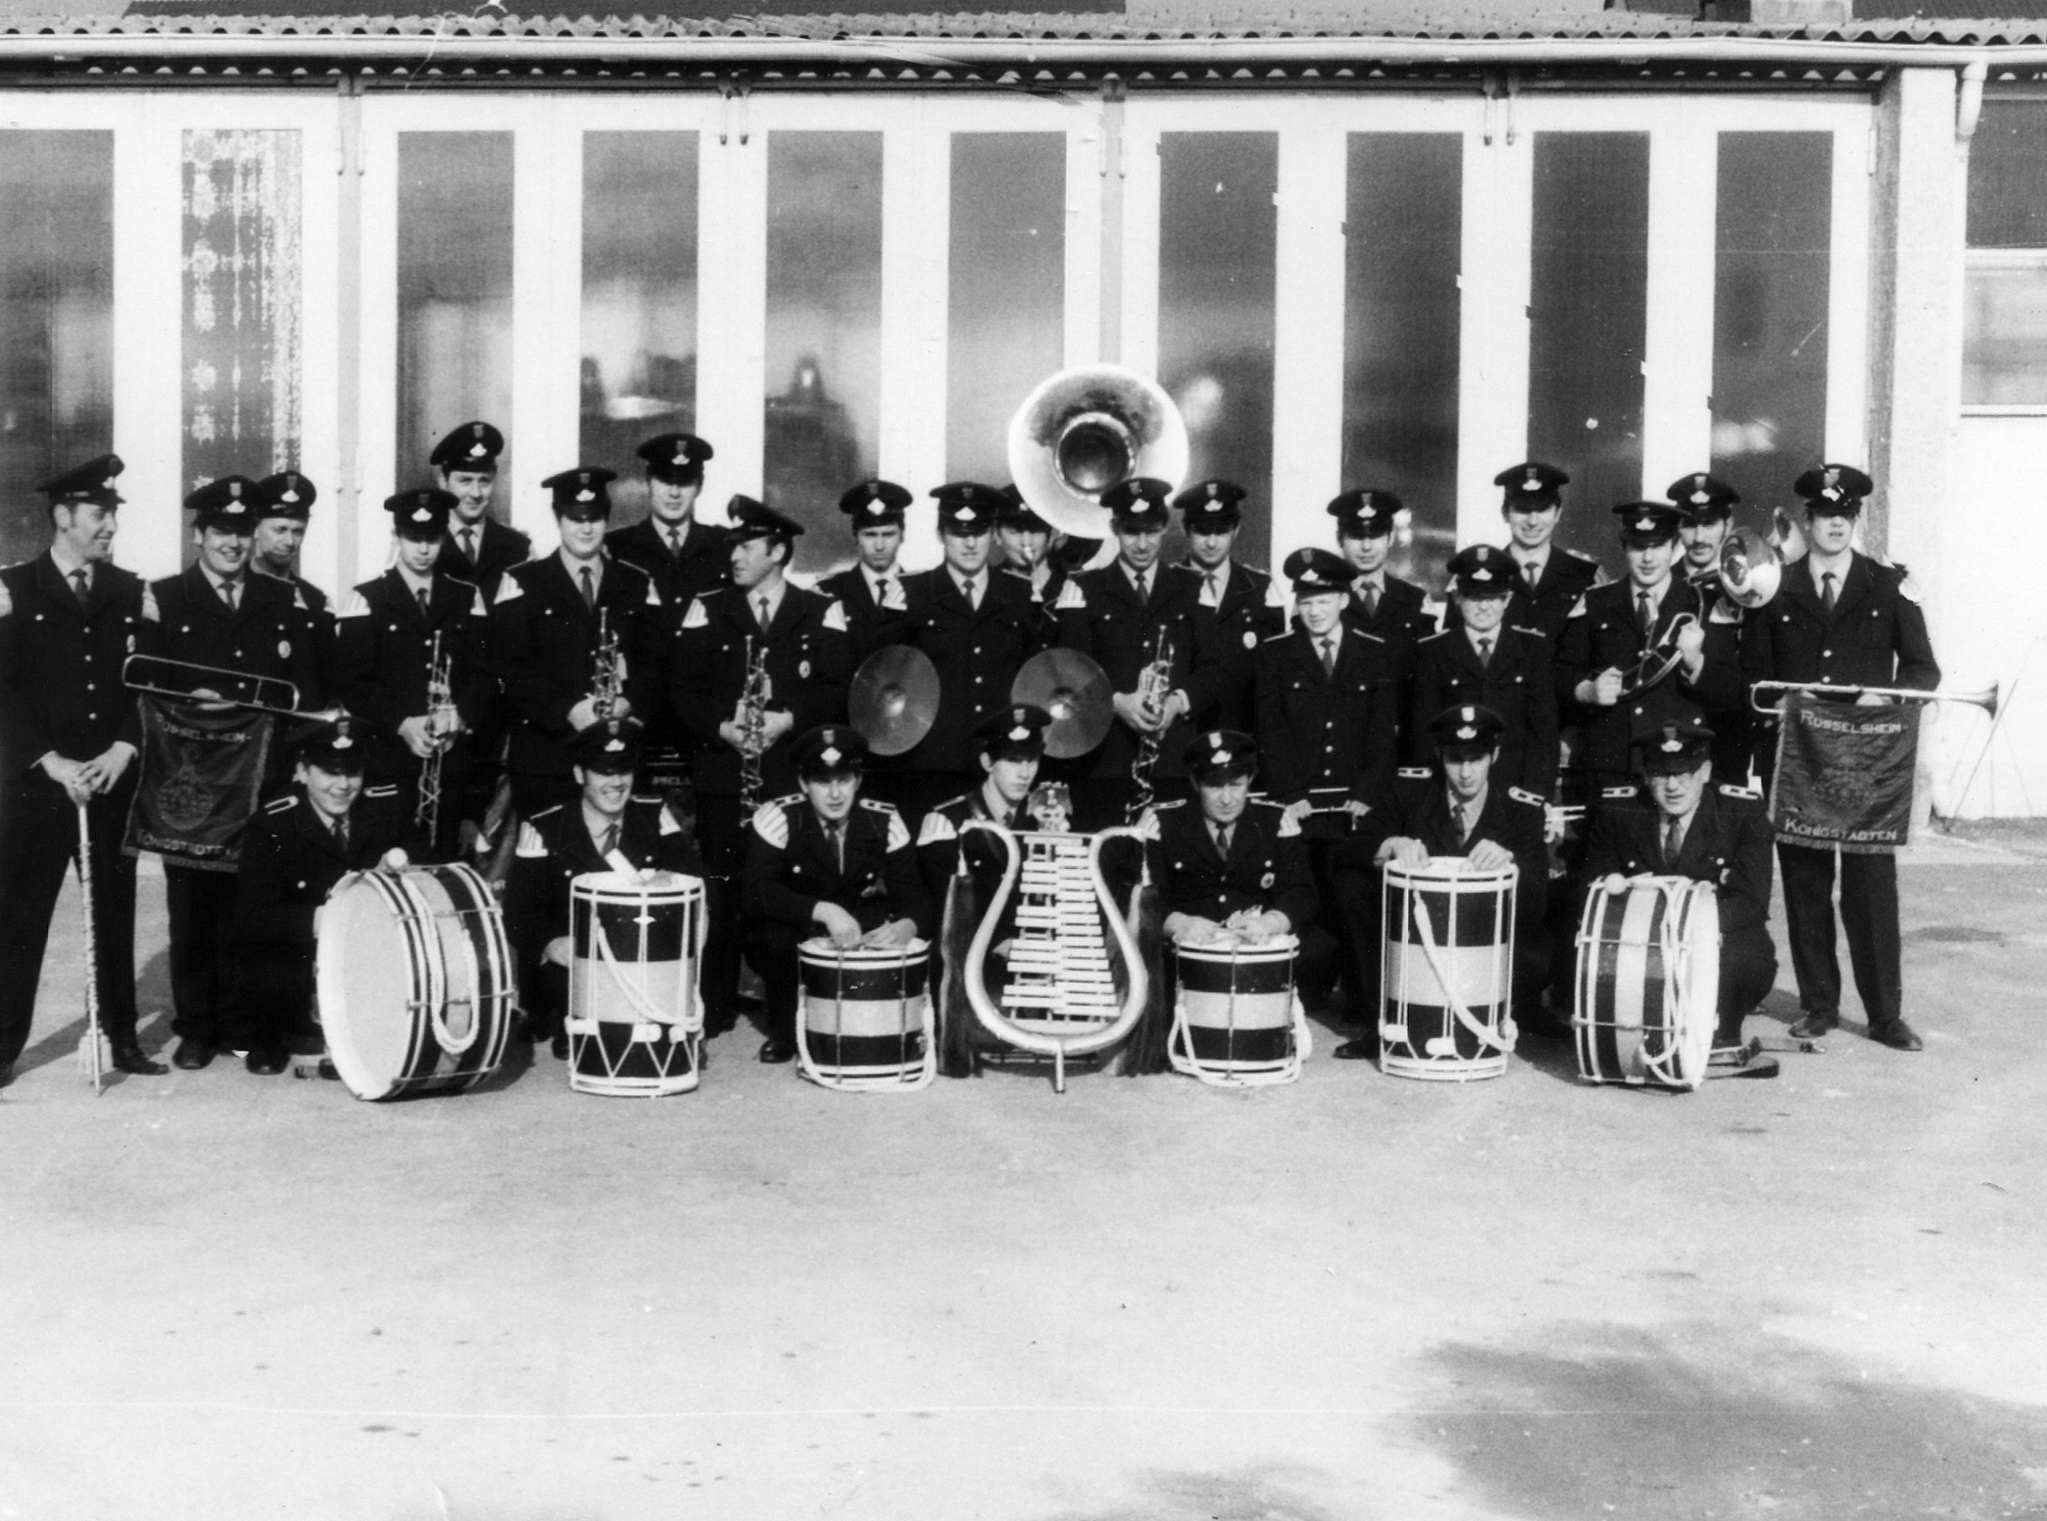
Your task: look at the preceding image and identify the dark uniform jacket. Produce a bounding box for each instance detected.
[149,564,325,713]
[438,516,531,600]
[1191,559,1287,732]
[742,794,934,938]
[502,795,703,962]
[1354,770,1549,885]
[900,567,1053,776]
[671,584,851,799]
[1505,546,1602,648]
[816,565,915,672]
[914,784,1039,902]
[1557,577,1745,779]
[1054,562,1220,781]
[1253,623,1399,837]
[1740,552,1940,697]
[1696,581,1754,780]
[1409,625,1560,799]
[254,570,337,706]
[333,571,495,781]
[490,553,667,783]
[0,553,148,778]
[235,783,412,949]
[1583,783,1774,936]
[606,516,730,766]
[1343,573,1435,674]
[1140,796,1317,931]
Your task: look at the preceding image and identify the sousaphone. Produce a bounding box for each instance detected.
[1007,364,1191,539]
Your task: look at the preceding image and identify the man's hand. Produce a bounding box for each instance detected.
[1166,912,1228,945]
[542,935,574,967]
[812,901,863,948]
[1854,688,1886,707]
[1675,619,1705,671]
[77,741,137,794]
[1112,691,1163,734]
[1281,799,1314,826]
[398,714,443,758]
[718,720,747,752]
[1579,668,1624,707]
[761,709,796,748]
[1345,799,1372,821]
[189,685,235,714]
[38,754,93,806]
[1160,689,1191,726]
[567,697,603,732]
[860,917,917,950]
[1225,908,1288,944]
[1467,839,1513,872]
[1375,836,1427,867]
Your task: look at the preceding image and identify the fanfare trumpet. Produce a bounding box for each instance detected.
[122,653,339,721]
[1748,679,1999,718]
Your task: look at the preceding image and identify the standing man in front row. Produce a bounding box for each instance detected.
[1175,479,1286,733]
[0,455,164,1081]
[1496,461,1601,651]
[817,478,915,671]
[153,476,323,1071]
[1742,464,1940,1052]
[1410,544,1559,801]
[249,471,337,704]
[434,421,529,599]
[1583,722,1777,1057]
[741,726,932,1066]
[673,496,852,1038]
[502,718,703,1059]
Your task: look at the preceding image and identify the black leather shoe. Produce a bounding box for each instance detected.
[172,1039,217,1071]
[245,1044,288,1076]
[549,1033,569,1060]
[1870,1018,1924,1052]
[110,1041,168,1076]
[1788,1011,1839,1040]
[1332,1036,1378,1061]
[758,1037,797,1065]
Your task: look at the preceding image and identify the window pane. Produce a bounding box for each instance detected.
[1964,262,2047,405]
[184,130,303,500]
[765,131,882,574]
[1529,132,1649,564]
[1711,132,1831,525]
[397,133,514,495]
[1968,102,2047,249]
[1343,133,1462,591]
[947,133,1064,487]
[1159,132,1277,570]
[0,131,112,567]
[581,131,698,526]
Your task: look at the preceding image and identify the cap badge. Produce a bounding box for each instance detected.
[1471,567,1494,583]
[281,489,300,504]
[1456,725,1477,741]
[411,506,432,523]
[1523,469,1541,490]
[468,443,487,459]
[333,734,354,750]
[1634,516,1655,531]
[1008,725,1030,742]
[605,737,625,753]
[820,746,842,769]
[576,489,595,504]
[957,507,977,524]
[1212,749,1232,767]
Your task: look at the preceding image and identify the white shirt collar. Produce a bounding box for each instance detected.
[49,542,91,580]
[558,548,603,584]
[396,564,435,598]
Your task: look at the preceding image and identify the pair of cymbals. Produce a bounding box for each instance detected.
[849,646,1114,761]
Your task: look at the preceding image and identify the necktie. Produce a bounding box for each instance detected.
[1476,634,1492,667]
[416,587,431,618]
[1662,816,1682,867]
[1204,571,1220,603]
[1213,823,1232,856]
[1319,636,1337,677]
[221,579,239,612]
[1638,590,1654,636]
[757,594,773,629]
[665,528,682,557]
[827,821,844,871]
[960,577,979,610]
[580,566,596,609]
[1134,570,1150,602]
[1360,583,1379,619]
[599,820,619,857]
[461,528,478,564]
[1457,802,1473,845]
[70,568,89,607]
[1821,571,1837,614]
[1522,558,1539,589]
[335,815,350,854]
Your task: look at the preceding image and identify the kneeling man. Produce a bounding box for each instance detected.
[503,718,704,1058]
[236,716,415,1075]
[741,726,934,1066]
[1583,721,1777,1055]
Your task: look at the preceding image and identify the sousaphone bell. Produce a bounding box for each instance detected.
[1007,364,1190,540]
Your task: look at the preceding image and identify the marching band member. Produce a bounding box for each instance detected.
[490,466,666,818]
[333,489,495,861]
[502,718,704,1059]
[995,488,1075,608]
[1174,479,1286,732]
[1411,544,1559,801]
[1558,501,1742,796]
[606,432,725,791]
[1583,722,1778,1058]
[0,455,163,1080]
[1742,465,1940,1052]
[1054,477,1217,829]
[1495,461,1601,649]
[1253,547,1397,1011]
[235,716,415,1076]
[916,703,1053,898]
[741,726,933,1066]
[432,421,530,598]
[1140,730,1327,990]
[1332,488,1436,674]
[152,476,323,1071]
[672,496,851,1036]
[1331,705,1550,1059]
[249,471,337,703]
[817,478,915,670]
[899,482,1055,822]
[1666,472,1755,783]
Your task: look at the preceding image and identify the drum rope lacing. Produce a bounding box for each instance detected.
[1407,884,1519,1056]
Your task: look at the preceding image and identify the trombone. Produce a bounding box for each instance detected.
[1749,679,1999,718]
[122,653,339,720]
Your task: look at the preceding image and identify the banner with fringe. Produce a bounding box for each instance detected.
[1768,691,1920,855]
[123,697,273,872]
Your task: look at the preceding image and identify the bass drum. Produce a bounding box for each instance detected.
[317,863,514,1101]
[1573,876,1720,1091]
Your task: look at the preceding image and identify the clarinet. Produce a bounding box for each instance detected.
[736,635,770,814]
[591,608,623,722]
[1126,627,1175,824]
[414,629,456,841]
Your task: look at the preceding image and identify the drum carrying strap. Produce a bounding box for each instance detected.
[1410,895,1518,1055]
[589,895,707,1034]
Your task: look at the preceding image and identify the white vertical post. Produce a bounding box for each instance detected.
[298,101,345,599]
[1271,123,1346,574]
[1456,122,1533,549]
[510,106,583,556]
[1119,117,1162,379]
[878,112,950,570]
[1640,114,1718,499]
[1065,110,1104,371]
[355,114,401,580]
[113,101,187,582]
[1824,113,1872,469]
[696,116,766,523]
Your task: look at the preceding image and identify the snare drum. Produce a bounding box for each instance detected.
[1169,935,1308,1087]
[317,863,514,1101]
[566,870,706,1098]
[796,939,934,1092]
[1573,876,1720,1091]
[1379,858,1519,1081]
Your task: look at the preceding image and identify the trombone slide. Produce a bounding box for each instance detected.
[122,653,306,717]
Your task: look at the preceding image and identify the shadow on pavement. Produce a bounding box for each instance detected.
[1044,1464,1346,1521]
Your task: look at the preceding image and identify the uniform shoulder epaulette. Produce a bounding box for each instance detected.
[881,807,913,851]
[1398,767,1432,780]
[1154,797,1188,809]
[1355,628,1387,644]
[1708,599,1742,625]
[493,566,528,603]
[1261,628,1295,645]
[265,794,298,814]
[1719,782,1761,801]
[821,598,848,632]
[859,797,898,814]
[514,821,547,858]
[529,803,563,822]
[680,595,711,630]
[1507,787,1546,808]
[1416,626,1450,643]
[630,793,663,807]
[1054,578,1087,610]
[1601,785,1639,800]
[338,589,372,619]
[363,784,399,799]
[1567,595,1589,618]
[916,808,960,847]
[1563,546,1599,565]
[1508,624,1543,638]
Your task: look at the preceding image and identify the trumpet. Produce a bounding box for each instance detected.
[122,653,338,721]
[1749,679,1999,718]
[736,636,770,814]
[1125,628,1176,825]
[415,630,457,840]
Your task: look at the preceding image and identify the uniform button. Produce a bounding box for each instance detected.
[1821,649,1832,658]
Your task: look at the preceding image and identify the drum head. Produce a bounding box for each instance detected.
[317,874,429,1101]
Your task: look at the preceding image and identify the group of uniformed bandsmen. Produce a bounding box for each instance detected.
[0,418,1940,1085]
